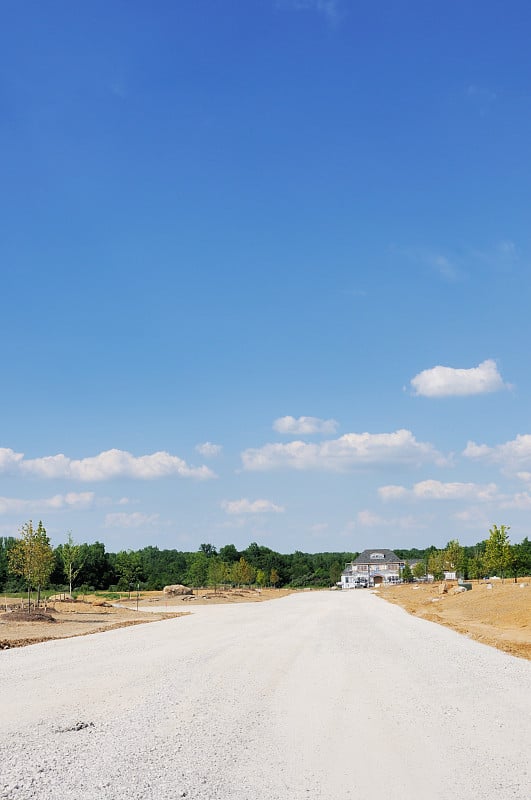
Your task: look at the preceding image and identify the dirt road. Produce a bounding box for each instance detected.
[1,591,529,799]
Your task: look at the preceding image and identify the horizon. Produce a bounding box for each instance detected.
[2,1,531,552]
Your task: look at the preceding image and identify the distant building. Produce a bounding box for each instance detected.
[339,549,406,588]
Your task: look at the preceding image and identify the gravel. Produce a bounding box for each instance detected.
[0,590,530,799]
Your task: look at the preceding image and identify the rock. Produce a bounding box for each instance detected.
[450,586,466,595]
[162,584,193,596]
[520,583,529,588]
[438,582,448,595]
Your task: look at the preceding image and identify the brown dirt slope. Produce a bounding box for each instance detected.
[376,580,531,660]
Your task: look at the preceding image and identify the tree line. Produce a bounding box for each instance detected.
[1,521,530,598]
[0,524,357,595]
[395,525,531,582]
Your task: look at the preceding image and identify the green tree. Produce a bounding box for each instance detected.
[115,551,143,596]
[484,525,512,580]
[329,561,342,586]
[256,568,267,588]
[427,550,445,581]
[8,520,54,612]
[270,568,280,587]
[60,532,84,596]
[401,563,413,583]
[444,539,465,577]
[231,557,255,586]
[468,551,485,582]
[207,557,227,592]
[511,537,531,579]
[219,543,239,563]
[33,521,55,606]
[412,561,426,580]
[188,551,209,588]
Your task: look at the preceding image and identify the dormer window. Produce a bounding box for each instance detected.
[371,552,384,559]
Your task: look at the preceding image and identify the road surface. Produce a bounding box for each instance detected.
[1,590,530,799]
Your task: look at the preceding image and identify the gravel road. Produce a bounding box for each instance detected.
[1,590,530,800]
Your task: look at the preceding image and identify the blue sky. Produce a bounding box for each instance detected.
[2,0,531,552]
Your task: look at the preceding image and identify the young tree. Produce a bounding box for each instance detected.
[8,520,54,612]
[60,532,84,596]
[115,551,143,597]
[231,557,255,586]
[444,539,465,577]
[256,568,267,588]
[269,568,280,587]
[401,563,413,583]
[427,550,445,581]
[207,557,227,593]
[33,521,55,606]
[484,525,512,580]
[412,561,427,580]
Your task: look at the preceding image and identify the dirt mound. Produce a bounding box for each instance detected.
[2,611,57,623]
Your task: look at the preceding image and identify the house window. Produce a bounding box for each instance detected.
[371,552,384,559]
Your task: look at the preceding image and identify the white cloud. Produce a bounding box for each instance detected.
[195,442,223,458]
[379,480,498,502]
[464,434,531,471]
[499,492,531,510]
[0,448,24,471]
[221,498,285,515]
[273,416,338,435]
[104,512,160,528]
[242,429,447,472]
[356,510,425,529]
[0,447,215,481]
[0,492,96,516]
[452,507,491,528]
[377,485,409,502]
[410,359,508,398]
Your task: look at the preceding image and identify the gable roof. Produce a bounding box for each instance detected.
[352,549,403,565]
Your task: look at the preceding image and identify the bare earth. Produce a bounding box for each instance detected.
[0,588,292,649]
[375,579,531,660]
[0,590,529,800]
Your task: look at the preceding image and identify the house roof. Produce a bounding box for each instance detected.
[352,549,403,565]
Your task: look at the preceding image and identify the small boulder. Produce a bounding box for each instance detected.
[163,584,193,596]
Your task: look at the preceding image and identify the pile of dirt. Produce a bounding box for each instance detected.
[1,611,56,623]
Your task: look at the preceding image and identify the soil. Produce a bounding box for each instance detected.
[0,597,187,650]
[375,578,531,660]
[0,587,293,650]
[130,586,294,608]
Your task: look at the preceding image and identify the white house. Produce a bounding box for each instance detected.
[340,549,406,588]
